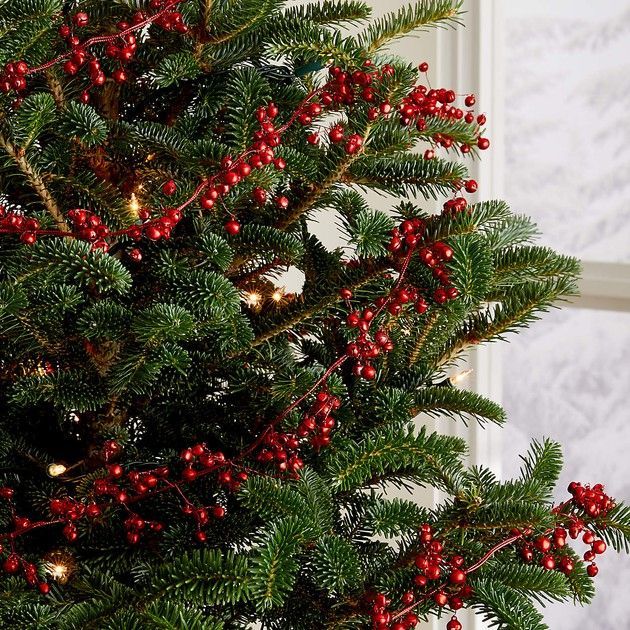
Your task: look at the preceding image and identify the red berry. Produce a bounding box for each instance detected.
[3,554,20,573]
[252,187,267,205]
[449,568,466,585]
[433,591,448,607]
[419,62,429,72]
[464,94,476,107]
[145,225,162,241]
[162,180,177,196]
[361,365,376,380]
[224,219,241,236]
[64,61,79,76]
[112,68,127,84]
[592,540,607,555]
[464,179,478,193]
[73,12,89,27]
[477,137,490,150]
[587,563,599,577]
[38,582,50,595]
[329,125,345,143]
[541,555,556,570]
[447,618,462,630]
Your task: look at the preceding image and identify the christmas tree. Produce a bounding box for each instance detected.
[0,1,628,628]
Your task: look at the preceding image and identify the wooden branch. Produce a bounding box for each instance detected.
[0,131,69,231]
[44,70,65,109]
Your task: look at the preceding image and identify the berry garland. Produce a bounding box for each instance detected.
[367,484,616,630]
[1,54,487,254]
[1,4,501,611]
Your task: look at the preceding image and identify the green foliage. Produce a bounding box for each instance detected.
[312,535,363,595]
[325,425,466,492]
[11,93,56,149]
[471,578,549,630]
[0,1,617,629]
[349,155,467,198]
[153,51,201,87]
[358,0,462,52]
[144,549,251,605]
[27,239,132,294]
[60,102,109,147]
[412,386,507,425]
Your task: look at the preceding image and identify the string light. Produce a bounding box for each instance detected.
[43,550,75,584]
[245,292,261,308]
[449,369,473,386]
[129,193,140,214]
[47,463,67,477]
[271,287,285,302]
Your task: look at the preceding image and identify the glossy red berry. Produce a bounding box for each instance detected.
[252,187,267,205]
[419,62,429,72]
[224,219,241,236]
[587,563,599,577]
[464,179,478,193]
[449,568,466,585]
[162,180,177,196]
[73,12,89,27]
[477,137,490,150]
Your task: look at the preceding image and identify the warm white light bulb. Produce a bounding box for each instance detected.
[129,193,140,213]
[47,563,68,581]
[246,292,261,307]
[271,288,284,302]
[47,463,67,477]
[449,369,473,386]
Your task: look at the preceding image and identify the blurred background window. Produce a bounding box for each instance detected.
[502,1,630,628]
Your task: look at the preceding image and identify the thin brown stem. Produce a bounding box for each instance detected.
[0,132,69,231]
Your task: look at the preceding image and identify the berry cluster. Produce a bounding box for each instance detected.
[389,218,459,305]
[123,512,164,545]
[442,196,469,216]
[256,430,304,475]
[0,487,50,593]
[257,390,341,474]
[412,525,472,611]
[67,208,110,250]
[1,552,49,594]
[518,527,576,575]
[0,60,28,94]
[518,482,615,579]
[0,205,41,244]
[300,390,342,450]
[1,1,188,101]
[568,482,615,519]
[345,310,393,381]
[367,525,471,629]
[400,62,490,155]
[367,592,419,630]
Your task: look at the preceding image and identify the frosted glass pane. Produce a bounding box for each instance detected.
[503,308,630,628]
[504,0,630,262]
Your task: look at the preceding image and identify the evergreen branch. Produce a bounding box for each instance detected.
[144,549,251,605]
[408,310,439,366]
[359,0,462,53]
[470,578,549,630]
[0,130,68,230]
[410,386,507,426]
[325,425,466,493]
[348,155,466,199]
